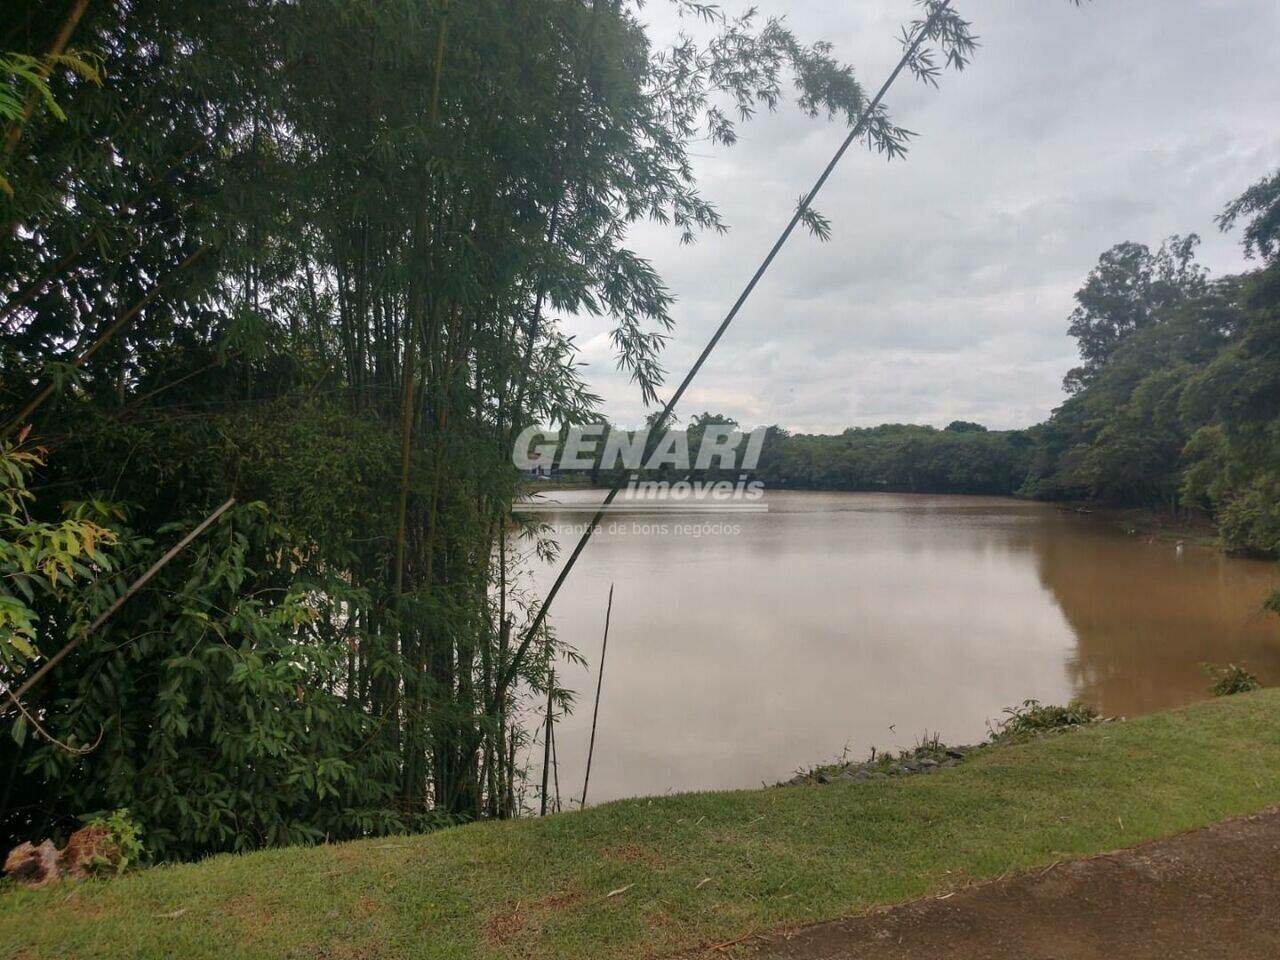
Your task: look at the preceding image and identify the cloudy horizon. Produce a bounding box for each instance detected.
[561,0,1280,434]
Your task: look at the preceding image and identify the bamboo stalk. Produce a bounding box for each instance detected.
[390,6,449,804]
[580,583,614,808]
[392,4,449,599]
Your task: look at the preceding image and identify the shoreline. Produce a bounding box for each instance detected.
[5,691,1278,959]
[524,482,1240,553]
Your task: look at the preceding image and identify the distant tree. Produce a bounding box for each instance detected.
[1218,169,1280,262]
[1028,167,1280,542]
[688,412,739,430]
[1064,236,1207,392]
[944,420,987,433]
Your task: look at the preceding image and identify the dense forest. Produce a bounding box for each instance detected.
[568,417,1035,496]
[752,422,1032,495]
[0,0,987,859]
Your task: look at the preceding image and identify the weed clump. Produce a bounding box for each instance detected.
[786,733,970,786]
[1205,663,1261,697]
[989,699,1100,743]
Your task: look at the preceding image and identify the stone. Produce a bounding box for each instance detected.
[4,840,62,887]
[60,824,121,879]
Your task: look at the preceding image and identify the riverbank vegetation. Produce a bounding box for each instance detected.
[1024,188,1280,561]
[0,0,989,861]
[3,689,1280,959]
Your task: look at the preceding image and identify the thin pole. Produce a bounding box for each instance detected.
[580,583,614,808]
[2,496,236,711]
[539,667,555,816]
[505,727,516,818]
[498,1,954,695]
[550,707,562,813]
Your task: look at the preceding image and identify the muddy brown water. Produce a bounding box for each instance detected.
[520,490,1280,806]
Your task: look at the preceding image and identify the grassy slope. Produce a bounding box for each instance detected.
[4,690,1280,959]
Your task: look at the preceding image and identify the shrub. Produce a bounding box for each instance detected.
[82,809,145,875]
[1205,663,1261,697]
[989,699,1100,743]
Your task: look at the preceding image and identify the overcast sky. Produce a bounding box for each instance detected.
[562,0,1280,433]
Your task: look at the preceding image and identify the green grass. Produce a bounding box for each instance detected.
[5,690,1280,959]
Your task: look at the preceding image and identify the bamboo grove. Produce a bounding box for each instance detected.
[0,0,985,858]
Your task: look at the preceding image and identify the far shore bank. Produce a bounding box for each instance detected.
[523,481,1246,554]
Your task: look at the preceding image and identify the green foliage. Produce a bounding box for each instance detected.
[1205,663,1261,697]
[553,417,1032,496]
[755,423,1033,495]
[0,441,120,670]
[82,808,145,875]
[8,494,415,860]
[0,50,100,123]
[0,49,101,196]
[989,699,1100,743]
[1218,170,1280,262]
[945,420,988,433]
[1026,170,1280,560]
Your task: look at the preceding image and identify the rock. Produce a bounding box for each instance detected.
[60,824,120,879]
[918,758,939,768]
[4,840,62,887]
[4,824,122,887]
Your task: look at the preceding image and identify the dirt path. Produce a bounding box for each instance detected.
[736,809,1280,959]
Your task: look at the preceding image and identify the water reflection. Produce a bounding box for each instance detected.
[523,490,1279,806]
[1032,522,1280,716]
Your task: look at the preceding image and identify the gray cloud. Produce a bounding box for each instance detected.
[567,0,1280,433]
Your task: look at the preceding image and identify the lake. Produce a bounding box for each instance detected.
[520,489,1280,806]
